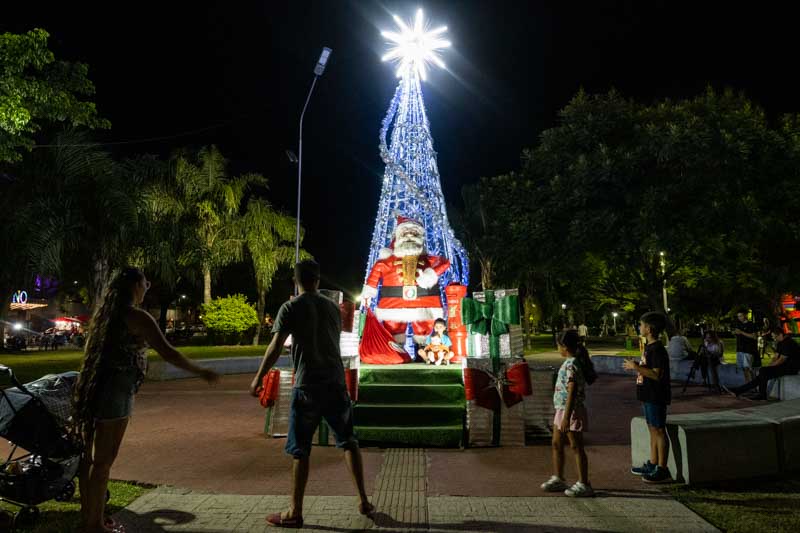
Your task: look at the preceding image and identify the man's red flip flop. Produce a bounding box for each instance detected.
[266,512,304,528]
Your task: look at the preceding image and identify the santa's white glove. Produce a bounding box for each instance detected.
[361,284,378,306]
[416,268,439,289]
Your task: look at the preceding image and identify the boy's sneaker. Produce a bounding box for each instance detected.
[631,461,656,476]
[642,466,673,484]
[564,481,594,497]
[540,476,568,492]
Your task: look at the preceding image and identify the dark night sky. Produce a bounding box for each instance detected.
[4,1,798,301]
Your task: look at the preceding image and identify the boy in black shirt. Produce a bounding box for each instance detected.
[623,312,673,483]
[724,327,800,400]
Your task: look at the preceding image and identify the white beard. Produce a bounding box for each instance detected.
[394,238,424,257]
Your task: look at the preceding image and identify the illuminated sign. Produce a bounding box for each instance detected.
[11,291,28,304]
[9,290,47,311]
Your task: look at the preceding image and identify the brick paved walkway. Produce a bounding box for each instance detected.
[1,373,743,531]
[116,467,718,532]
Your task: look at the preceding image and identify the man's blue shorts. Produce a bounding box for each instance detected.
[643,402,668,428]
[285,383,358,458]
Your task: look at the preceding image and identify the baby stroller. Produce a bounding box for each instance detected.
[0,365,82,530]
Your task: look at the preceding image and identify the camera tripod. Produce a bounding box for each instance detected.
[681,351,717,393]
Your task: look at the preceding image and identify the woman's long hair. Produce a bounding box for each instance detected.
[557,329,597,385]
[71,267,144,442]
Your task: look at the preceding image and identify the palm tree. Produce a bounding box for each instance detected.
[9,129,143,310]
[175,146,265,304]
[243,199,309,344]
[124,155,199,330]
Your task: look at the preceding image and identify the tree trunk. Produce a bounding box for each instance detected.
[203,268,212,305]
[253,288,266,345]
[480,257,494,290]
[91,257,110,313]
[158,298,170,332]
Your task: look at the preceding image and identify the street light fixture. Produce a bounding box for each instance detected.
[294,46,333,271]
[612,312,618,333]
[659,251,668,312]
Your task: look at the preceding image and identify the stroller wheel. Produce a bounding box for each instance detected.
[12,506,40,529]
[55,480,76,502]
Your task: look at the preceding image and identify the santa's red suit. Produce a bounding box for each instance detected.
[362,253,450,343]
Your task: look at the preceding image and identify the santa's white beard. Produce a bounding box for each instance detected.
[394,238,424,257]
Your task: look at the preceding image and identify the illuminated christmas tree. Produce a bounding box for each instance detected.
[364,9,469,293]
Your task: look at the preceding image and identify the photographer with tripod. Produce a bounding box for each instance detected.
[683,331,724,393]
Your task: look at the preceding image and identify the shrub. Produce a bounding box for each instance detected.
[200,294,259,345]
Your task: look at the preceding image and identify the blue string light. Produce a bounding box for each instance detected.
[363,53,470,304]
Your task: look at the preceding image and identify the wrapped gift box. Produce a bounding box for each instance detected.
[524,366,556,440]
[266,355,359,441]
[467,289,524,358]
[462,356,527,447]
[265,369,294,437]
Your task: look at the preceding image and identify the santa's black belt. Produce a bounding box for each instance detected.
[380,286,440,297]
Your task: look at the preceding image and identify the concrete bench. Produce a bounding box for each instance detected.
[592,355,798,394]
[769,374,800,400]
[631,399,800,484]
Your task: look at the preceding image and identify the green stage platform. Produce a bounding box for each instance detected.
[354,363,466,447]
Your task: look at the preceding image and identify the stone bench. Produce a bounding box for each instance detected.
[769,374,800,400]
[592,355,799,395]
[630,398,800,484]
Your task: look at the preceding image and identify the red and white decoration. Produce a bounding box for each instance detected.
[360,216,451,363]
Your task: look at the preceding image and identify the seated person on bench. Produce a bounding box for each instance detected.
[724,327,800,400]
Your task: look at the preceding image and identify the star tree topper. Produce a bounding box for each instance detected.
[381,8,451,81]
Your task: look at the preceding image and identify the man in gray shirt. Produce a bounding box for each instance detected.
[250,260,373,527]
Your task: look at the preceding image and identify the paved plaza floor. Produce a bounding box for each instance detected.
[103,372,748,531]
[2,369,753,531]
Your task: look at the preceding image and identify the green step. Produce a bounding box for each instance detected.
[355,425,463,448]
[359,365,463,385]
[358,383,465,404]
[354,403,464,427]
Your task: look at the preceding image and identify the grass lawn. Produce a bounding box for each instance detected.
[525,334,557,354]
[667,478,800,533]
[0,480,150,533]
[1,345,266,384]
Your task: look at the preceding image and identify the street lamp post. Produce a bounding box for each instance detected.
[295,47,333,267]
[612,312,618,334]
[659,251,668,312]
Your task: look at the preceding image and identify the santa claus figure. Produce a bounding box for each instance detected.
[361,216,451,349]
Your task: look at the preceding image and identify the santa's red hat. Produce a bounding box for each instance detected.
[394,216,423,235]
[377,216,424,260]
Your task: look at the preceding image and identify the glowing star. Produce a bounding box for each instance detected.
[381,8,450,81]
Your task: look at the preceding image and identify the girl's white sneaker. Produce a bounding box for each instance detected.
[564,481,594,497]
[540,476,567,492]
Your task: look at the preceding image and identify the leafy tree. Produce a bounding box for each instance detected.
[2,129,143,310]
[485,88,800,320]
[449,184,498,290]
[201,294,259,345]
[0,29,109,163]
